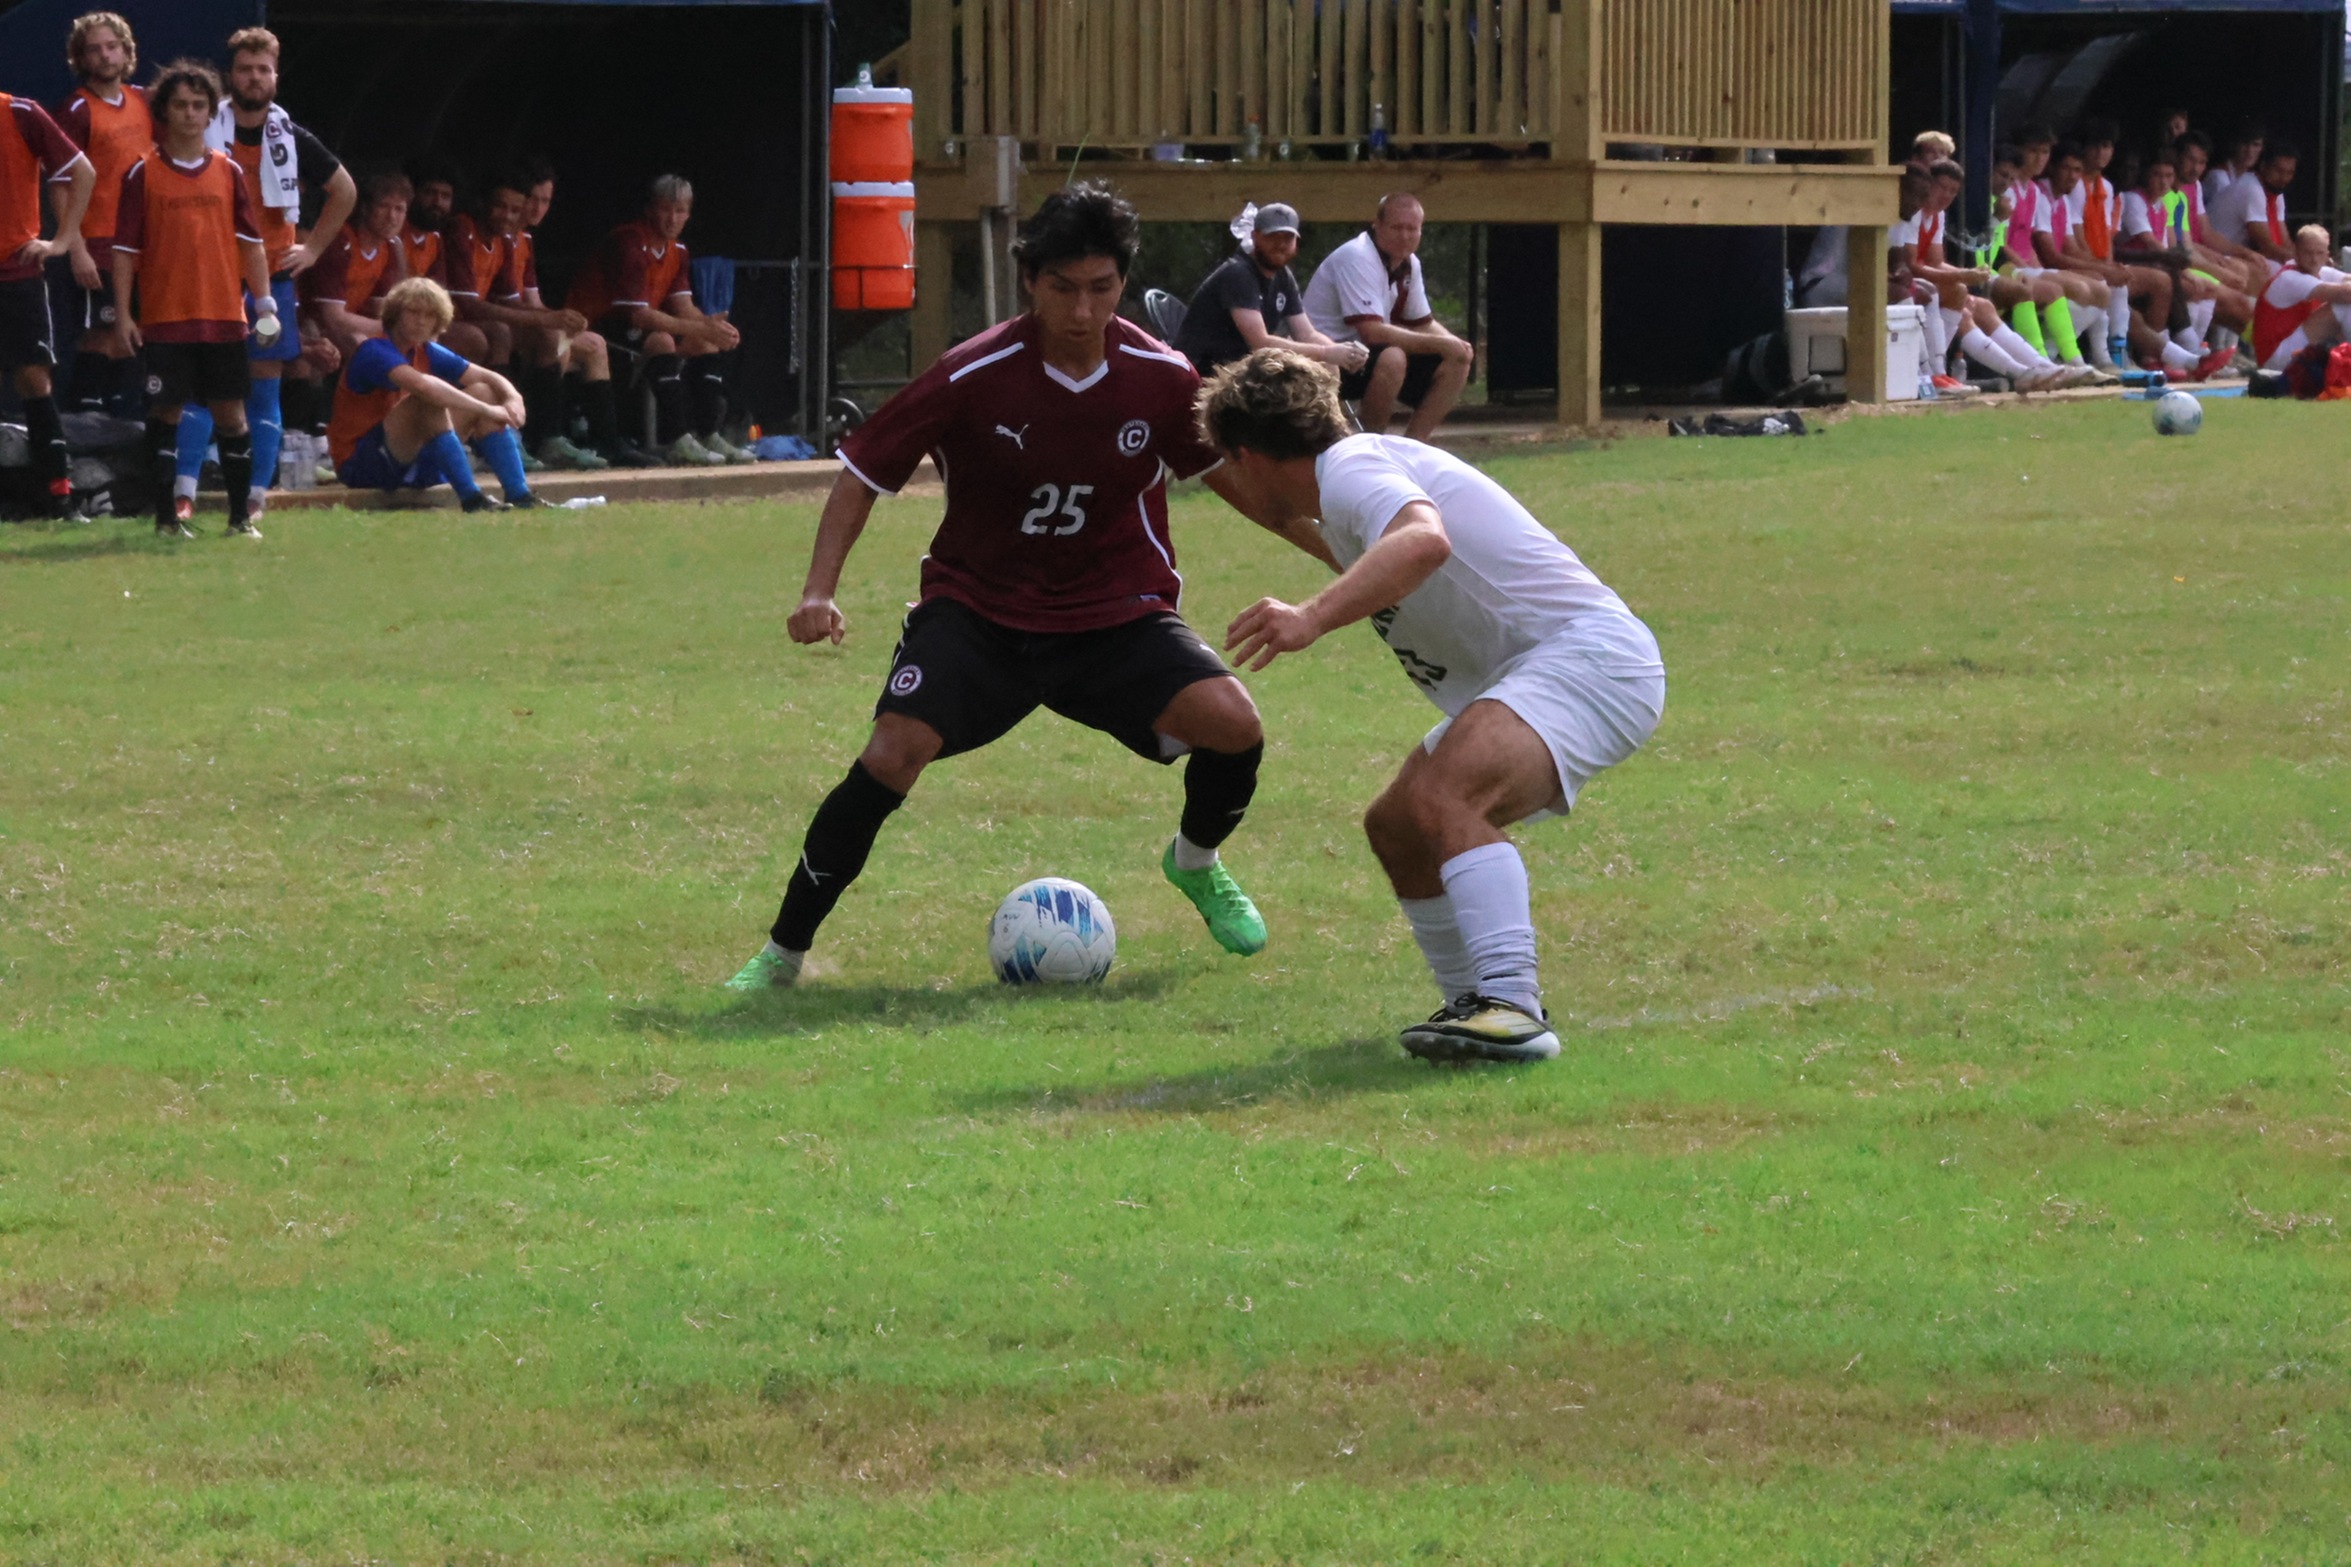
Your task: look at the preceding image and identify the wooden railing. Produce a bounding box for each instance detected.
[911,0,1886,160]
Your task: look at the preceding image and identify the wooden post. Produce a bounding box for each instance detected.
[911,0,955,159]
[914,220,955,370]
[1556,219,1600,429]
[1554,0,1597,163]
[1845,224,1888,404]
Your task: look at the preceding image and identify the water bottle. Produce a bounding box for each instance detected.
[1782,269,1795,312]
[1916,370,1937,402]
[559,496,607,510]
[1368,102,1389,161]
[1243,117,1263,162]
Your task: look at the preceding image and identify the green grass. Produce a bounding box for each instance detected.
[2,399,2347,1563]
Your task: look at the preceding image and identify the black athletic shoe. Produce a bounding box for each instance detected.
[1400,994,1561,1064]
[224,518,262,539]
[156,519,194,539]
[460,492,512,514]
[600,440,661,469]
[505,491,549,510]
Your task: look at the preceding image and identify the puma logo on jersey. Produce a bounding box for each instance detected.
[994,423,1030,449]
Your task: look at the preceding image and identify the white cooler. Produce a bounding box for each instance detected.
[1785,304,1927,400]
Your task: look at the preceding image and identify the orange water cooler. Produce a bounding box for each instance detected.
[832,68,915,310]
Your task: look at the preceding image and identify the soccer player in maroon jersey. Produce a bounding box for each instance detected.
[1,88,95,520]
[727,184,1276,989]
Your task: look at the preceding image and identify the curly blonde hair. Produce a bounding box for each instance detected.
[67,11,136,79]
[381,276,455,338]
[1196,346,1350,461]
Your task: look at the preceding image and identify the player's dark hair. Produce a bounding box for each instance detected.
[1929,158,1965,183]
[406,155,459,192]
[2076,117,2118,147]
[1012,182,1141,279]
[2015,121,2055,149]
[225,25,279,61]
[2052,139,2084,168]
[1992,142,2023,170]
[150,58,222,117]
[484,166,533,203]
[2260,138,2299,166]
[2143,146,2177,174]
[2174,129,2213,157]
[1196,346,1350,462]
[66,11,136,79]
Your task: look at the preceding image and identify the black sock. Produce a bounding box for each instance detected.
[770,761,907,951]
[1179,741,1262,852]
[521,364,559,448]
[648,353,686,445]
[687,356,729,439]
[115,355,153,418]
[279,375,318,435]
[578,374,619,451]
[147,416,178,526]
[218,430,252,525]
[64,353,108,413]
[23,394,68,499]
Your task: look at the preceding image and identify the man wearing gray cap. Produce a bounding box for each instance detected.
[1172,202,1367,380]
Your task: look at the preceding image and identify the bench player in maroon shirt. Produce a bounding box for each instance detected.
[728,184,1276,989]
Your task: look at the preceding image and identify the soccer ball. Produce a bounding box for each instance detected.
[989,877,1116,985]
[2152,390,2202,437]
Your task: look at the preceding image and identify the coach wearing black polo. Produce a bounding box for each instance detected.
[1172,202,1366,379]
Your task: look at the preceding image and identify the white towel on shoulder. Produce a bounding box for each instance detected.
[206,103,300,210]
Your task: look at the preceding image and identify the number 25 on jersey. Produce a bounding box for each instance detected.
[1019,484,1092,537]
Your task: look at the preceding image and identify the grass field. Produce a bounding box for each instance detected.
[3,399,2347,1564]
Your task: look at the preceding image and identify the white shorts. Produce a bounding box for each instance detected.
[1423,615,1666,821]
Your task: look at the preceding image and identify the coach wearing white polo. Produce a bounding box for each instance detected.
[1302,193,1473,442]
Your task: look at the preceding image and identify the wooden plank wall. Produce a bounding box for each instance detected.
[1599,0,1885,150]
[925,0,1885,156]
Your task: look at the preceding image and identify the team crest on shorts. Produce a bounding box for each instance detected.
[1116,419,1151,457]
[888,664,923,696]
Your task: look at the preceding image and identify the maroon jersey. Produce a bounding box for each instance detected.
[837,313,1221,634]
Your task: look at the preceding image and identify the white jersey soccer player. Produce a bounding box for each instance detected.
[1200,347,1664,1063]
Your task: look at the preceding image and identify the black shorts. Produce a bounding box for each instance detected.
[0,276,56,372]
[876,596,1233,762]
[595,309,650,374]
[144,339,250,406]
[1339,349,1442,409]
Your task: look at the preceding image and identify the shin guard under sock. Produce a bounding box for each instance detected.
[218,430,252,526]
[146,418,177,526]
[2042,297,2082,361]
[1178,741,1262,853]
[1440,842,1542,1018]
[245,376,283,497]
[687,356,729,439]
[23,394,69,500]
[647,354,687,446]
[577,375,619,452]
[471,425,533,500]
[771,761,907,951]
[175,404,214,484]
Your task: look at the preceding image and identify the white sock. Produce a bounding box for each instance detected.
[247,487,269,514]
[2187,298,2216,344]
[2212,326,2240,354]
[1959,327,2027,377]
[2076,305,2113,365]
[173,474,198,502]
[1400,895,1477,1001]
[1990,323,2042,368]
[1439,842,1541,1018]
[1922,303,1950,368]
[2159,341,2198,373]
[1170,832,1218,872]
[2171,324,2200,352]
[2106,282,2129,323]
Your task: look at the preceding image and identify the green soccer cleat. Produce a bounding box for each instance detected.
[1399,995,1560,1065]
[1160,842,1267,956]
[724,944,804,992]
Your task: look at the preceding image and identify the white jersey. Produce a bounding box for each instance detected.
[1313,434,1658,717]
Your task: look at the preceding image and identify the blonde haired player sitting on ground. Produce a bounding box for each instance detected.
[325,276,540,511]
[1199,346,1665,1063]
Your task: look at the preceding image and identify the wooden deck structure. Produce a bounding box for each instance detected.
[904,0,1900,425]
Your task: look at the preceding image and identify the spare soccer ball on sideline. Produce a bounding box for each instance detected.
[2152,390,2203,437]
[989,877,1117,985]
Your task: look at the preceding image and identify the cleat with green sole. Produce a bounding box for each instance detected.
[1160,842,1267,956]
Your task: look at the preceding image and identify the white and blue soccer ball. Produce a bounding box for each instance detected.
[989,877,1116,985]
[2153,389,2202,437]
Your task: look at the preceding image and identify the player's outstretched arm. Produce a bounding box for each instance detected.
[1200,465,1340,572]
[1225,501,1449,671]
[789,472,881,646]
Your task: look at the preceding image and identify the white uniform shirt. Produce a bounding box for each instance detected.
[1889,212,1920,249]
[1312,434,1657,716]
[1303,231,1432,345]
[2210,177,2279,246]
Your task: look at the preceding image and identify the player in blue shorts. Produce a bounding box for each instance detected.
[326,276,540,511]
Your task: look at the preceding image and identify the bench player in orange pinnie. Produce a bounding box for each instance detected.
[53,10,149,417]
[566,174,745,467]
[1,84,95,519]
[302,168,411,355]
[496,158,616,471]
[110,59,273,539]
